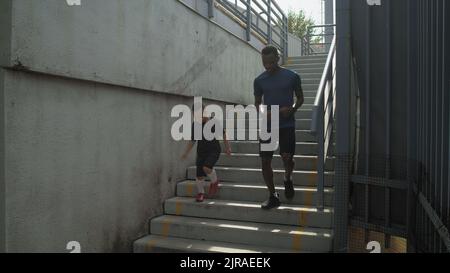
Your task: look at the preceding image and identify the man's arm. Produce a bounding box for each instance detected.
[255,95,263,113]
[293,87,304,111]
[281,74,304,118]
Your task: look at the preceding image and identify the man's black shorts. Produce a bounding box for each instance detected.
[196,152,220,177]
[259,127,296,158]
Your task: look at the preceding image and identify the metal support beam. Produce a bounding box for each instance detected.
[245,0,251,41]
[333,0,351,253]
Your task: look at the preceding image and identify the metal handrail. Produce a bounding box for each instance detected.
[215,0,289,61]
[302,24,336,56]
[311,36,336,210]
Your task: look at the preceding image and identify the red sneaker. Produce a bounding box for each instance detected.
[208,180,220,197]
[196,193,205,203]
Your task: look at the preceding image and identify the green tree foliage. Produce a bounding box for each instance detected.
[287,10,319,41]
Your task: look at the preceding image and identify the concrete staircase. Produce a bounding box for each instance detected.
[134,54,335,253]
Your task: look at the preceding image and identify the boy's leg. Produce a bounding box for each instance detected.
[203,153,221,196]
[196,157,207,202]
[196,177,206,194]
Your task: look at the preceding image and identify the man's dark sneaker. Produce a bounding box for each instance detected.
[284,179,295,200]
[261,193,281,210]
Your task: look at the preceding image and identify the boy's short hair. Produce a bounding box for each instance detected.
[262,45,280,57]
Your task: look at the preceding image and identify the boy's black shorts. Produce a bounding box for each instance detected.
[196,152,220,177]
[259,127,296,158]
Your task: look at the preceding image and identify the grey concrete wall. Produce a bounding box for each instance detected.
[8,0,261,105]
[2,69,211,253]
[1,0,263,252]
[181,0,267,52]
[288,33,302,57]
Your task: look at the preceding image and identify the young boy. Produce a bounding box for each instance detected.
[181,103,232,202]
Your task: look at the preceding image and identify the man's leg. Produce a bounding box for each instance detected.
[261,156,275,194]
[280,128,296,200]
[260,150,280,210]
[281,153,295,181]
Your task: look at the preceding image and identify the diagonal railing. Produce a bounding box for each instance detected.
[311,37,336,211]
[215,0,289,62]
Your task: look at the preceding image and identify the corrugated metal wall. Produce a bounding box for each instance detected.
[407,0,450,253]
[346,0,450,252]
[349,0,408,238]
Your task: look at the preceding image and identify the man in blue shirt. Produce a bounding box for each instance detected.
[254,46,304,210]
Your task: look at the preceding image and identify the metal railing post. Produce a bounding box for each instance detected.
[317,97,325,211]
[246,0,251,41]
[207,0,215,18]
[284,15,288,61]
[267,0,272,44]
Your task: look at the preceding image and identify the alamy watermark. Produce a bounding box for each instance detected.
[171,97,280,152]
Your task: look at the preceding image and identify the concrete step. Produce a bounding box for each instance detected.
[302,104,314,110]
[227,141,317,155]
[289,54,327,60]
[134,235,304,253]
[302,83,321,91]
[225,130,316,142]
[216,153,335,171]
[287,58,327,66]
[286,63,324,68]
[296,109,313,119]
[286,67,324,74]
[303,97,315,104]
[150,215,333,252]
[186,166,335,187]
[225,118,312,131]
[176,180,334,207]
[303,91,318,98]
[164,197,334,228]
[297,119,312,130]
[298,73,323,80]
[303,78,321,85]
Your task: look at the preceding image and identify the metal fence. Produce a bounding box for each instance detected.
[301,24,335,56]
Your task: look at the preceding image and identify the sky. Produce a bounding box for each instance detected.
[275,0,323,24]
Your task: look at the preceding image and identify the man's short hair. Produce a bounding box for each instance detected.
[261,45,280,57]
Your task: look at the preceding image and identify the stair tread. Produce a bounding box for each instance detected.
[217,153,335,159]
[187,165,335,174]
[153,215,334,236]
[166,197,334,213]
[178,180,334,193]
[134,235,307,253]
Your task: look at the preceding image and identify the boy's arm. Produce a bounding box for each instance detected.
[181,141,195,160]
[223,130,232,156]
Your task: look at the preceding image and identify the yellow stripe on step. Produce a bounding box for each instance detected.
[146,239,157,252]
[161,219,172,237]
[186,183,194,196]
[175,202,184,216]
[308,172,318,187]
[298,210,308,227]
[292,227,304,251]
[304,190,315,207]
